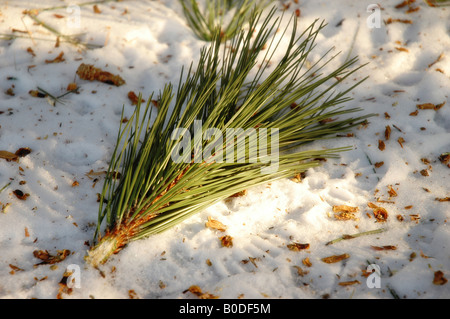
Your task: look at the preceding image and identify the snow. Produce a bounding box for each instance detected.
[0,0,449,300]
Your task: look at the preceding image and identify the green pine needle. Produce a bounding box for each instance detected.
[86,7,373,267]
[180,0,274,41]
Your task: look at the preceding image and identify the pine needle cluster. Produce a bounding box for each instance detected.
[180,0,273,41]
[86,8,371,267]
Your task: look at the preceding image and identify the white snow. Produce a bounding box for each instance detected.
[0,0,449,299]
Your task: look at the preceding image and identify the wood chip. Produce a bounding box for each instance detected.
[302,257,312,267]
[338,280,361,286]
[220,235,233,248]
[378,140,386,151]
[420,169,429,176]
[0,150,19,162]
[433,271,448,285]
[287,242,310,251]
[66,82,77,91]
[417,102,445,111]
[368,202,388,222]
[371,245,397,251]
[45,51,65,64]
[321,253,350,264]
[385,125,391,140]
[374,161,384,168]
[395,47,409,53]
[387,185,398,197]
[332,205,359,221]
[205,216,227,232]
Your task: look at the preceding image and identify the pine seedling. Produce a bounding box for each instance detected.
[86,8,371,267]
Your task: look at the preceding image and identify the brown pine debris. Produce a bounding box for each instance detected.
[302,257,312,267]
[338,280,361,286]
[205,216,227,232]
[185,285,219,299]
[385,18,412,24]
[387,185,398,197]
[45,51,65,64]
[332,205,359,221]
[385,125,391,140]
[374,161,384,168]
[33,249,70,266]
[93,5,102,14]
[220,235,233,248]
[228,189,247,198]
[293,265,308,277]
[56,271,74,299]
[76,63,125,86]
[433,271,448,285]
[395,0,415,9]
[368,202,388,222]
[371,245,397,251]
[128,91,145,105]
[67,82,78,91]
[13,189,29,200]
[287,242,310,251]
[439,153,450,168]
[428,53,444,68]
[417,102,445,111]
[321,253,350,264]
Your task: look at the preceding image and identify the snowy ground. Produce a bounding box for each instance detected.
[0,0,449,299]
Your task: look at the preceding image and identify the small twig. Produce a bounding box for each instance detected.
[326,228,386,246]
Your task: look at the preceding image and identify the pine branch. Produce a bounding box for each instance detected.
[86,8,373,267]
[180,0,274,41]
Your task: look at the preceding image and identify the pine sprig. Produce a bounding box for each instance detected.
[180,0,273,41]
[86,8,372,267]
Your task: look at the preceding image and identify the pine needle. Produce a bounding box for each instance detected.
[180,0,274,41]
[325,228,386,246]
[86,8,373,267]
